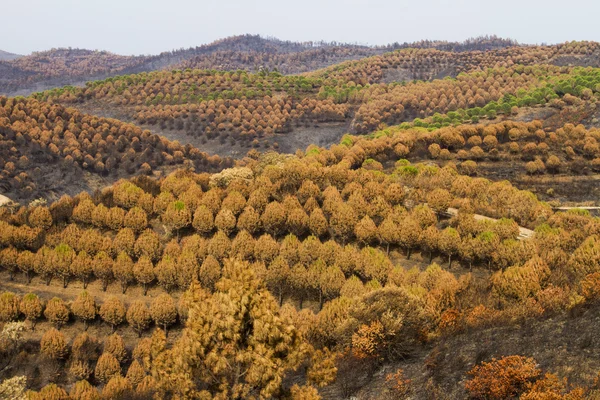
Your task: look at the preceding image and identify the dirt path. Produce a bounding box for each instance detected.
[0,269,180,306]
[553,206,600,210]
[445,207,534,240]
[0,194,11,206]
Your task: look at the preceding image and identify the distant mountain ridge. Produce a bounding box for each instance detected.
[0,34,522,96]
[0,49,22,61]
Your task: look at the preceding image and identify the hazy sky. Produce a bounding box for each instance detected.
[2,0,600,55]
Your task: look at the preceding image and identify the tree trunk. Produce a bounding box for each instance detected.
[121,283,127,294]
[319,291,323,311]
[164,324,168,337]
[84,320,88,331]
[448,254,452,268]
[26,272,31,284]
[143,283,148,296]
[429,251,434,263]
[278,288,283,307]
[103,280,108,291]
[83,278,88,289]
[406,248,412,260]
[386,243,390,255]
[9,271,13,281]
[63,276,68,288]
[233,362,241,393]
[45,276,51,286]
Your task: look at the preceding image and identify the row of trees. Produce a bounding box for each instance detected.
[6,260,338,398]
[2,149,600,396]
[38,69,319,106]
[0,290,178,334]
[134,96,349,139]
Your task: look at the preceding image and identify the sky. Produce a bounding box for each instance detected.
[2,0,600,55]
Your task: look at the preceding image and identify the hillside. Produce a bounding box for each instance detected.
[4,35,600,399]
[12,41,600,208]
[30,42,600,157]
[2,140,600,398]
[0,96,231,204]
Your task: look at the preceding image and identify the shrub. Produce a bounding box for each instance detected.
[40,328,68,360]
[465,355,541,399]
[99,297,126,332]
[44,297,70,329]
[95,353,121,384]
[71,291,97,330]
[0,292,20,322]
[19,293,43,329]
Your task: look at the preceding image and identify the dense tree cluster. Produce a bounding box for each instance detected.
[0,34,527,95]
[0,151,563,305]
[1,34,370,93]
[1,148,598,327]
[5,48,143,79]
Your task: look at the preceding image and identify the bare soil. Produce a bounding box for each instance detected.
[319,302,600,399]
